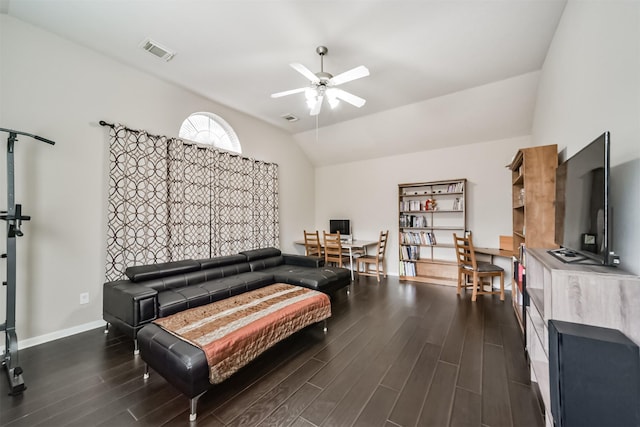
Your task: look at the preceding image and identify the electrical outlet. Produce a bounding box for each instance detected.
[79,292,89,305]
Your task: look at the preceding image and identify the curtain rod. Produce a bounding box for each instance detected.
[99,120,164,140]
[99,120,275,165]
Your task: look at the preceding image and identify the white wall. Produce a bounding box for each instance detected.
[532,1,640,274]
[0,15,315,347]
[315,135,530,276]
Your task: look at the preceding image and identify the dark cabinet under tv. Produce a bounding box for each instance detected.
[548,319,640,427]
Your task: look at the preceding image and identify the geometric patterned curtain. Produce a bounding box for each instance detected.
[167,141,213,261]
[105,123,279,282]
[250,160,279,251]
[105,126,170,281]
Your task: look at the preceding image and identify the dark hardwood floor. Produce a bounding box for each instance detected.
[1,277,543,426]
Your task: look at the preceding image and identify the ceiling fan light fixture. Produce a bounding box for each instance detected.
[326,88,340,109]
[306,98,317,110]
[305,87,317,101]
[271,45,368,117]
[305,87,318,109]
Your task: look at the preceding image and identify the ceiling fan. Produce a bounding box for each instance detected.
[271,46,370,116]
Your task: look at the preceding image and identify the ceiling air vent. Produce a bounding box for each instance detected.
[281,113,299,122]
[140,38,175,62]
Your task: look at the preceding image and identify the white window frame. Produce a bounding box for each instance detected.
[179,112,241,153]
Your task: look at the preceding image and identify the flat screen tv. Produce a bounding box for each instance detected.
[329,219,350,236]
[552,131,617,265]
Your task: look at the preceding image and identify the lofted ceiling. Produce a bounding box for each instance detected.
[4,0,567,166]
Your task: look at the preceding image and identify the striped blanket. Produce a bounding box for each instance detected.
[153,283,331,384]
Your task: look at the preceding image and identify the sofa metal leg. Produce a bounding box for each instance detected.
[143,364,150,380]
[133,339,139,356]
[323,319,328,334]
[189,391,206,422]
[104,323,110,334]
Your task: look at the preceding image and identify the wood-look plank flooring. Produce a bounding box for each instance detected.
[0,277,543,426]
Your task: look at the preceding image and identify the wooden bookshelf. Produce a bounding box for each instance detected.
[508,144,557,334]
[508,144,558,256]
[398,179,466,286]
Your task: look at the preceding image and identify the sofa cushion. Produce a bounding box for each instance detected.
[263,265,350,292]
[282,254,324,268]
[247,255,285,272]
[138,270,209,292]
[240,247,282,261]
[201,262,252,280]
[157,286,211,318]
[200,272,274,295]
[125,260,201,282]
[197,254,247,270]
[164,271,207,289]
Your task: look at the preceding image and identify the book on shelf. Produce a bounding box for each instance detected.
[446,182,464,193]
[517,263,525,292]
[408,262,416,276]
[518,243,527,266]
[400,200,424,211]
[399,214,428,228]
[401,245,420,261]
[427,232,436,245]
[399,200,423,211]
[400,231,416,245]
[399,261,416,276]
[452,197,464,211]
[400,231,437,246]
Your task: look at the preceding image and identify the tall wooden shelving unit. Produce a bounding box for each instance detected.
[398,179,466,286]
[508,144,558,333]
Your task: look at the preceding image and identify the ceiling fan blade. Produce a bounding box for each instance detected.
[332,88,366,108]
[329,65,370,86]
[310,95,323,116]
[290,63,320,84]
[271,87,307,98]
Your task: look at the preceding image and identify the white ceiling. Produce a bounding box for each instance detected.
[4,0,567,166]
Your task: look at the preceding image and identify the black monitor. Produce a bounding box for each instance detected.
[329,219,350,236]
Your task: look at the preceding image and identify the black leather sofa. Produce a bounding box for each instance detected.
[103,247,350,351]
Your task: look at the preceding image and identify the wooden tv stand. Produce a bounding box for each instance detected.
[524,248,640,427]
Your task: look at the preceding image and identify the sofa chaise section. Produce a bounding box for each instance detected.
[240,247,351,294]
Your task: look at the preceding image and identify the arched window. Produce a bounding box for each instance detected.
[179,112,241,153]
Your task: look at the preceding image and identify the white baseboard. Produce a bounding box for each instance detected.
[1,319,106,354]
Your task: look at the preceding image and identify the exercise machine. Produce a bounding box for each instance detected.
[0,127,55,395]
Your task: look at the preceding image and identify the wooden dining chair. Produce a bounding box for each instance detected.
[303,230,323,257]
[323,231,349,268]
[356,230,389,282]
[453,232,504,302]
